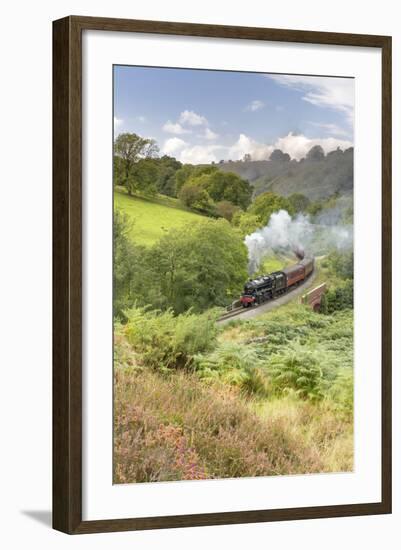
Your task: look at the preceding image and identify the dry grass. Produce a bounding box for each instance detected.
[114,367,352,484]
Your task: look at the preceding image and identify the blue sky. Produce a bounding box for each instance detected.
[114,66,354,164]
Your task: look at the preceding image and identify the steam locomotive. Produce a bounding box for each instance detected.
[240,257,314,307]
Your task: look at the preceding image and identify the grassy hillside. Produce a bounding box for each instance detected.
[114,189,205,245]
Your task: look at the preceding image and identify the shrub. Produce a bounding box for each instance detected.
[266,343,324,401]
[320,279,353,314]
[123,306,219,371]
[194,342,269,396]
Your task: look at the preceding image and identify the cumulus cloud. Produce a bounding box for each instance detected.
[179,110,208,126]
[201,127,219,141]
[228,134,274,161]
[179,145,220,164]
[227,132,352,162]
[245,99,265,112]
[268,75,354,124]
[308,122,348,137]
[163,120,191,135]
[162,138,221,164]
[114,116,123,127]
[162,137,188,156]
[274,132,352,160]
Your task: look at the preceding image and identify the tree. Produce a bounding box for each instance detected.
[215,200,241,222]
[148,220,249,313]
[248,192,295,225]
[232,211,263,236]
[269,149,290,162]
[113,209,150,317]
[178,183,214,213]
[185,170,252,210]
[306,145,325,161]
[114,133,158,193]
[173,164,216,195]
[243,153,252,162]
[287,193,310,213]
[128,158,159,196]
[156,155,182,196]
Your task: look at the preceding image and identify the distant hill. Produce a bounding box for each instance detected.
[115,189,205,245]
[218,147,353,202]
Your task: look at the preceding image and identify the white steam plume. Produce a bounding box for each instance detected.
[245,210,353,274]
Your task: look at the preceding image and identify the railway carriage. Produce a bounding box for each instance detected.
[282,264,305,288]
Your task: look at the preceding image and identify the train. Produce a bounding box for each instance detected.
[240,256,314,308]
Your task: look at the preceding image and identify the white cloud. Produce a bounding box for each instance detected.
[179,110,208,126]
[162,138,221,164]
[268,74,354,123]
[308,122,348,137]
[137,115,146,123]
[228,132,352,162]
[179,145,221,164]
[162,137,188,156]
[273,132,352,160]
[114,116,123,127]
[201,128,219,141]
[228,134,274,161]
[163,120,191,135]
[245,99,265,112]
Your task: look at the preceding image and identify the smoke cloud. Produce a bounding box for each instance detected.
[245,210,353,274]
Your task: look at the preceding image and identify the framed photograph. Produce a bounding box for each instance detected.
[53,16,392,534]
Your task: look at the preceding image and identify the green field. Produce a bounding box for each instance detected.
[114,189,205,245]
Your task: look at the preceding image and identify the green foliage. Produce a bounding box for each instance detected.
[248,191,295,225]
[327,250,354,280]
[155,155,182,196]
[175,166,252,210]
[287,192,310,213]
[126,157,159,196]
[199,170,252,209]
[266,343,324,401]
[148,219,248,313]
[232,211,263,236]
[114,133,159,194]
[327,368,354,419]
[194,342,269,397]
[320,279,353,314]
[174,164,216,195]
[123,306,219,371]
[113,209,149,317]
[214,200,241,222]
[178,182,215,214]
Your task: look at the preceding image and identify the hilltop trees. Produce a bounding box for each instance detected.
[269,149,290,162]
[114,133,159,195]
